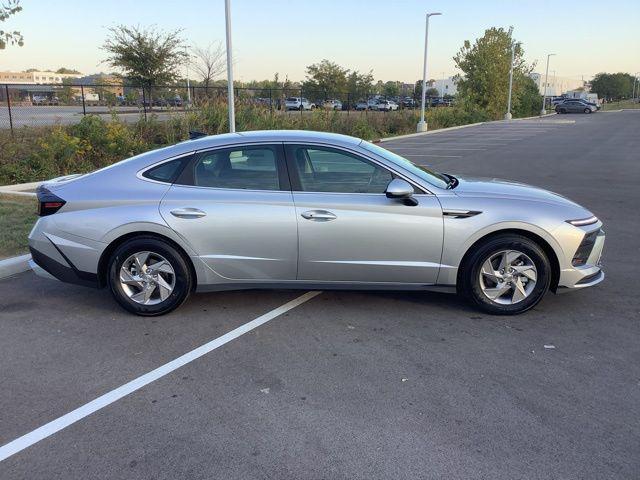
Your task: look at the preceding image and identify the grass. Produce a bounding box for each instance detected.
[0,193,38,259]
[602,99,640,110]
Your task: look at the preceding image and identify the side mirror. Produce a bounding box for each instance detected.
[385,178,413,198]
[385,178,418,206]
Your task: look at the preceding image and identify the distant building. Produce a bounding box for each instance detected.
[0,70,81,84]
[432,77,458,97]
[529,73,585,96]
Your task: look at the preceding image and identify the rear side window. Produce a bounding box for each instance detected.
[142,156,191,183]
[182,146,282,191]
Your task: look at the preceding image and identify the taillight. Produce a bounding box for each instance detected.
[37,186,66,216]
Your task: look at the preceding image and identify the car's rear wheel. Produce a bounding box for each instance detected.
[108,237,193,316]
[459,234,551,315]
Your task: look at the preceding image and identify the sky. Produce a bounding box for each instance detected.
[1,0,638,83]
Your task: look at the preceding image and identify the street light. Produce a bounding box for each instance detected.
[632,72,640,102]
[540,53,555,115]
[224,0,236,132]
[505,26,515,120]
[417,12,442,133]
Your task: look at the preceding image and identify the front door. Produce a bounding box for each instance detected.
[285,144,444,284]
[160,144,298,281]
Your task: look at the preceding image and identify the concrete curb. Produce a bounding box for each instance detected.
[378,113,559,143]
[379,122,486,143]
[0,254,32,280]
[0,180,41,197]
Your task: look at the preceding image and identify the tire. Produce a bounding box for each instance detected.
[584,108,591,114]
[458,234,551,315]
[107,236,193,316]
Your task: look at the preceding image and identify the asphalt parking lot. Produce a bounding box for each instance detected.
[1,111,639,479]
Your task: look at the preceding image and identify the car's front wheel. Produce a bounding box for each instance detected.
[459,234,551,315]
[108,236,193,316]
[584,108,592,114]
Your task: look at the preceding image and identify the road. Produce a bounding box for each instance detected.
[1,111,638,479]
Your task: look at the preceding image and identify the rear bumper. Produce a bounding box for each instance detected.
[29,246,99,288]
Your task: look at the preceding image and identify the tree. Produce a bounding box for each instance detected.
[346,70,374,100]
[56,67,81,75]
[0,0,23,49]
[382,81,400,97]
[453,27,534,119]
[102,25,187,88]
[425,87,439,97]
[191,42,226,90]
[302,59,349,97]
[414,79,435,98]
[590,72,635,100]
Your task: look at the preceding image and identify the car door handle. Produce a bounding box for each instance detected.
[301,210,337,221]
[170,208,207,219]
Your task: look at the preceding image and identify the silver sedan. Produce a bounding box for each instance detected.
[28,130,605,316]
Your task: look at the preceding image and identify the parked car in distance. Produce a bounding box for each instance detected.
[555,99,598,114]
[29,130,605,317]
[323,99,343,110]
[402,97,416,108]
[285,97,315,111]
[376,100,399,111]
[168,96,183,107]
[355,100,368,111]
[367,98,379,110]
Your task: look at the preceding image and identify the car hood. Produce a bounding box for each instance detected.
[451,175,583,208]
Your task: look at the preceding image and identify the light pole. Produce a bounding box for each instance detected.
[505,26,515,120]
[417,12,442,133]
[633,72,640,102]
[540,53,555,115]
[184,45,191,106]
[224,0,235,132]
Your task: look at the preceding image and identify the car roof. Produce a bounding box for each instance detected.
[175,130,362,154]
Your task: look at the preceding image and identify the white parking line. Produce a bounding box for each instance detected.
[0,290,322,462]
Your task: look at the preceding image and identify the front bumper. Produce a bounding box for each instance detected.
[557,228,605,292]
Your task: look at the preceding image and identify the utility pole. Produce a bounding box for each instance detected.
[505,26,515,120]
[224,0,235,132]
[417,12,442,132]
[540,53,555,115]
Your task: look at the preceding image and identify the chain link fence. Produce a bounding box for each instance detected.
[0,82,453,132]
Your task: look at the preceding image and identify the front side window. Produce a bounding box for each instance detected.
[187,146,281,191]
[289,145,393,193]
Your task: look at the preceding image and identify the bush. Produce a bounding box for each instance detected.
[0,102,488,185]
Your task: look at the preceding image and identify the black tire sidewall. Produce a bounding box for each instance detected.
[461,235,551,315]
[108,237,192,316]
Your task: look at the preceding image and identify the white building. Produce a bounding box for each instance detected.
[0,70,81,84]
[529,73,585,96]
[431,77,458,97]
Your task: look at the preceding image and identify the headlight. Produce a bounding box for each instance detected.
[566,216,598,227]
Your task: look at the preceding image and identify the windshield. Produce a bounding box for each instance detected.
[360,141,450,189]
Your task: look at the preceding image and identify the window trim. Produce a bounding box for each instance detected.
[283,142,429,195]
[174,142,291,192]
[136,151,195,185]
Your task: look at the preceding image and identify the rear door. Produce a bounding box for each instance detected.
[285,144,444,284]
[160,143,298,281]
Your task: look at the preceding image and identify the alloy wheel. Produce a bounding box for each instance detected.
[119,251,176,305]
[478,250,538,305]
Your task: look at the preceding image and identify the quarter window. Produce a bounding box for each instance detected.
[188,146,281,191]
[289,146,393,193]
